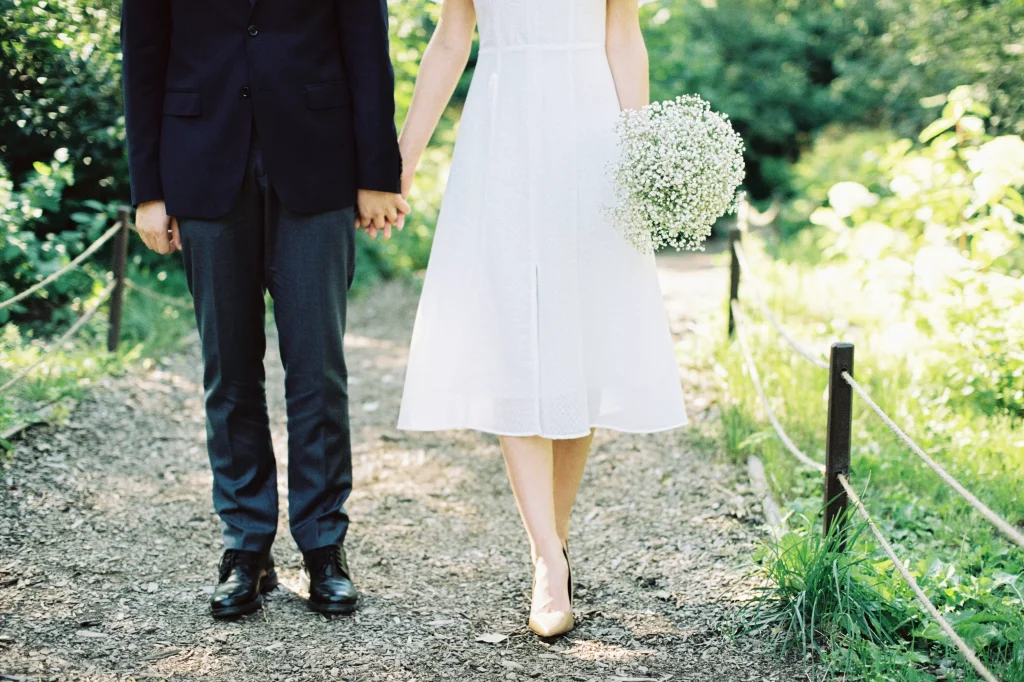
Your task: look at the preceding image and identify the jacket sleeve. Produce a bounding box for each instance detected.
[335,0,403,194]
[120,0,171,207]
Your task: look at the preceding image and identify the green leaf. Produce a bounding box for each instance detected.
[919,118,955,143]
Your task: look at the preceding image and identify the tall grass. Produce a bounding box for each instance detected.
[744,515,911,680]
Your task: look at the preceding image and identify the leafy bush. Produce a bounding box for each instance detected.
[844,0,1024,138]
[0,0,125,211]
[0,155,121,326]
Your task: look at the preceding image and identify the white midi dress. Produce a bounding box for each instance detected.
[397,0,688,439]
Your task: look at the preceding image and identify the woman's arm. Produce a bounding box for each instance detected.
[605,0,650,111]
[398,0,477,196]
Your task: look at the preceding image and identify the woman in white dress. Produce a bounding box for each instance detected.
[396,0,688,637]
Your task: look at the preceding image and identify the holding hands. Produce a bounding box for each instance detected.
[356,189,411,240]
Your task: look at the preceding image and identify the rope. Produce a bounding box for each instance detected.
[730,300,827,474]
[842,372,1024,550]
[837,474,1002,682]
[125,279,192,309]
[0,223,122,313]
[732,242,830,370]
[0,281,117,395]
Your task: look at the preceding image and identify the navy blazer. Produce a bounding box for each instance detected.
[121,0,402,219]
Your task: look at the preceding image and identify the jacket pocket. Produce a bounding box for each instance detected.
[163,91,202,117]
[304,81,348,110]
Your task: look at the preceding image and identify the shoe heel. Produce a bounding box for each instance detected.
[261,570,279,593]
[562,544,573,606]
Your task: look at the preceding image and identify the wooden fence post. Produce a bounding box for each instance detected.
[727,226,741,338]
[107,207,131,352]
[824,341,855,549]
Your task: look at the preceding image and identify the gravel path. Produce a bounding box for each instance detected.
[0,252,800,682]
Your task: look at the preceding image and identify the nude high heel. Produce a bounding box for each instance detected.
[528,546,575,638]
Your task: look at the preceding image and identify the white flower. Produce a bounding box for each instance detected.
[609,95,746,254]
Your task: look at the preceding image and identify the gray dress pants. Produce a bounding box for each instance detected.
[178,136,356,553]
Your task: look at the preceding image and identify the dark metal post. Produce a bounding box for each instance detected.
[727,226,741,338]
[824,342,855,549]
[107,207,131,352]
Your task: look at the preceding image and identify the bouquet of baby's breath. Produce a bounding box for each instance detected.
[610,95,745,254]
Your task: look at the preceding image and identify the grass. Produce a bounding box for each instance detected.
[743,515,914,680]
[680,236,1024,681]
[0,266,194,448]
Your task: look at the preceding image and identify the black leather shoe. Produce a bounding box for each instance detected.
[210,549,278,619]
[302,544,358,615]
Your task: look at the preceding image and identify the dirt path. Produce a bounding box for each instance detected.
[0,252,799,682]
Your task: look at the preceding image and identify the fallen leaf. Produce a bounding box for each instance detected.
[475,632,508,644]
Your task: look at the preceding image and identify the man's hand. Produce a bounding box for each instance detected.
[356,189,410,240]
[136,200,180,254]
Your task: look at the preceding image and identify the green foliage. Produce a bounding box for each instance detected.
[0,156,122,325]
[709,239,1024,678]
[642,0,1024,201]
[746,517,911,679]
[845,0,1024,138]
[0,265,193,440]
[786,88,1024,417]
[0,0,125,210]
[642,0,882,199]
[701,92,1024,680]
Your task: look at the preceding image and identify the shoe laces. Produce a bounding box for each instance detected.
[308,545,346,578]
[219,549,255,582]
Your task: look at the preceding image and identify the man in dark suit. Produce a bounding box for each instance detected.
[121,0,409,619]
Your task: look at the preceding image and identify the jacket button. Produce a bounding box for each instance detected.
[248,25,258,36]
[241,86,251,99]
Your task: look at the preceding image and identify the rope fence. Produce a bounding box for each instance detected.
[125,278,193,310]
[841,371,1024,550]
[731,241,829,370]
[729,300,825,473]
[0,222,122,313]
[0,206,191,396]
[726,223,1019,682]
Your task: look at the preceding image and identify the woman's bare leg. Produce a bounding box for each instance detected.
[552,431,594,547]
[499,435,571,613]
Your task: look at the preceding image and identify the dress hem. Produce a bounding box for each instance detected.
[395,418,690,441]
